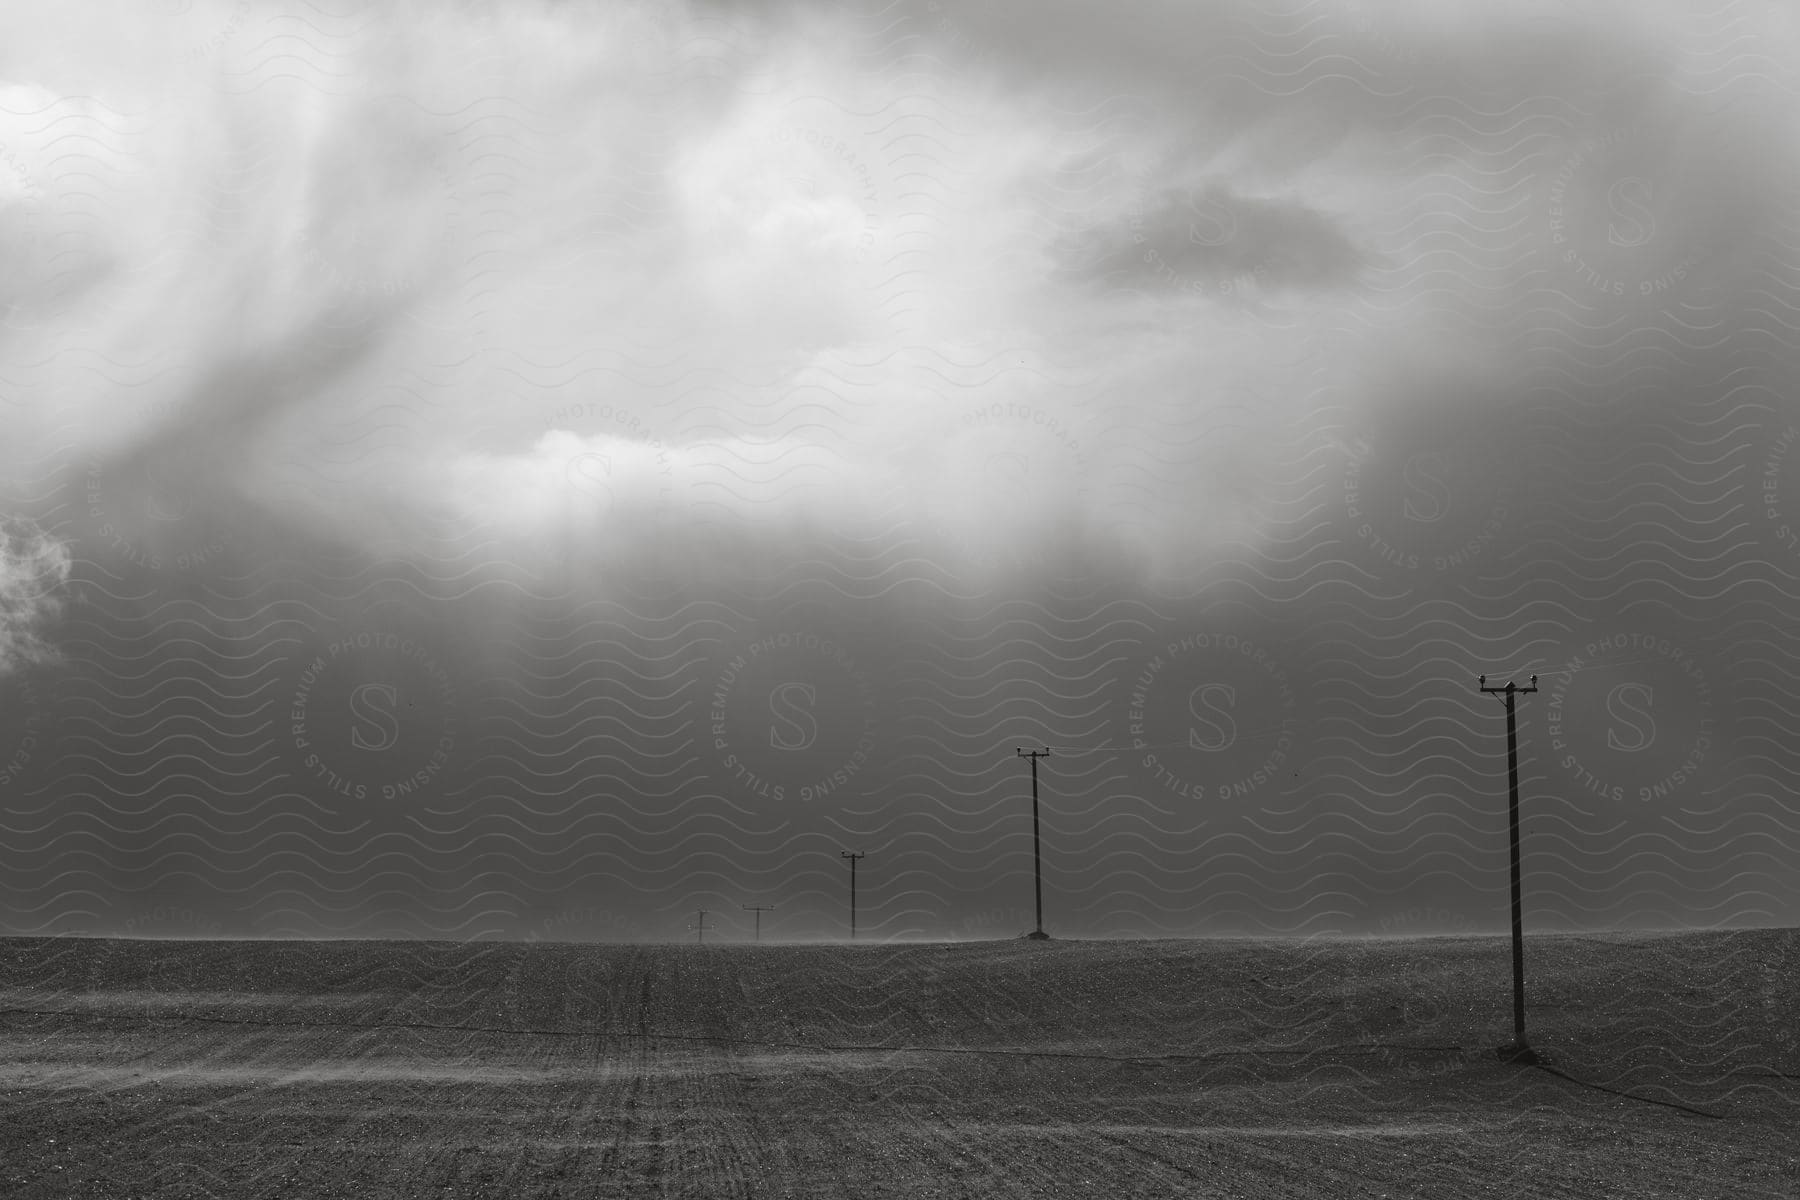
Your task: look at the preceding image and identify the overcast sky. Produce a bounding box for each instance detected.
[1,0,1796,940]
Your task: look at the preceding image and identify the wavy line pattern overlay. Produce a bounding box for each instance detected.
[0,3,1792,960]
[1,2,1799,1194]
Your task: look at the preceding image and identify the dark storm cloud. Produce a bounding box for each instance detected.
[3,0,1799,940]
[1053,181,1366,298]
[897,0,1683,116]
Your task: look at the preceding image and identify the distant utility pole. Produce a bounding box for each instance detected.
[742,903,775,942]
[1479,673,1538,1064]
[1015,747,1051,940]
[689,908,709,945]
[839,851,865,940]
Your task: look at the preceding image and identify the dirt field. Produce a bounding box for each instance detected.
[0,929,1795,1198]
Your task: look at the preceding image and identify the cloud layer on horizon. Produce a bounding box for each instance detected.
[3,0,1800,940]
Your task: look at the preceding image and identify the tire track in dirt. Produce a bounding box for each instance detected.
[515,941,624,1193]
[597,955,656,1188]
[679,947,790,1197]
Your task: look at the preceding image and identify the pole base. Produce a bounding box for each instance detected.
[1025,929,1051,941]
[1493,1041,1538,1065]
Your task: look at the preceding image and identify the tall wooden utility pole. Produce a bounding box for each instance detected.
[1480,673,1538,1064]
[742,903,775,942]
[839,851,865,940]
[1015,747,1051,940]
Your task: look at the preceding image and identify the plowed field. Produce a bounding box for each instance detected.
[2,930,1796,1197]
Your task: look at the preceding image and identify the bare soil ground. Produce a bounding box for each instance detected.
[0,929,1796,1198]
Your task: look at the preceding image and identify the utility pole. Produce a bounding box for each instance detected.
[839,851,865,940]
[689,908,709,945]
[741,903,775,942]
[1015,747,1051,940]
[1479,673,1538,1064]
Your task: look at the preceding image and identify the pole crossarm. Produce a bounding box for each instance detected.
[1478,673,1539,697]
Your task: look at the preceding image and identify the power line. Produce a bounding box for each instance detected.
[1049,686,1615,758]
[1050,732,1295,754]
[1041,659,1673,758]
[1542,656,1698,672]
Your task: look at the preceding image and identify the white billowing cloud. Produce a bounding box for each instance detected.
[0,519,70,674]
[2,0,1797,585]
[445,430,678,544]
[438,424,884,552]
